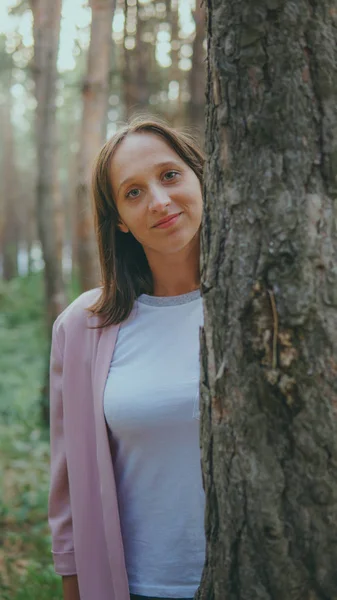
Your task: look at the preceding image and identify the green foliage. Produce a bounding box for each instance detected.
[1,563,62,600]
[8,1,31,17]
[0,273,47,426]
[0,274,62,599]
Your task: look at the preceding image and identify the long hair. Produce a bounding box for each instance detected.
[88,115,205,328]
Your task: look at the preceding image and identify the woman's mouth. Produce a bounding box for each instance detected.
[153,213,181,229]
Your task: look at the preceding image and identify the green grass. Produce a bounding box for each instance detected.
[0,273,66,599]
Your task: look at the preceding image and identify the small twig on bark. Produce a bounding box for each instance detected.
[267,289,278,369]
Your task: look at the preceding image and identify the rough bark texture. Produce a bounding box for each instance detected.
[198,2,337,599]
[76,0,115,291]
[30,0,66,327]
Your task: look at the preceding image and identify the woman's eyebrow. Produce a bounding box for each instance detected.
[154,160,182,170]
[117,160,182,195]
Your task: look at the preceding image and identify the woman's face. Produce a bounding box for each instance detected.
[110,132,203,259]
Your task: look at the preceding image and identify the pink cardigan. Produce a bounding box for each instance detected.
[48,288,130,600]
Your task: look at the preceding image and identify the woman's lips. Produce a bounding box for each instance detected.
[153,213,181,229]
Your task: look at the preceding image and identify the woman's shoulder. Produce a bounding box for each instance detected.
[53,287,102,337]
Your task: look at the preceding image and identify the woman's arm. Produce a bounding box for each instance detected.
[62,575,80,600]
[48,323,77,580]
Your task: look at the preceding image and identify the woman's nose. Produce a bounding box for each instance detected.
[148,186,170,211]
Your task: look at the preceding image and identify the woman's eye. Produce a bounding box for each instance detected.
[163,170,179,181]
[126,188,140,199]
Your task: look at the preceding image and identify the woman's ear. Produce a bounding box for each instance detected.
[117,221,129,233]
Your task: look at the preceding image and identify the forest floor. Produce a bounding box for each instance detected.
[0,274,65,599]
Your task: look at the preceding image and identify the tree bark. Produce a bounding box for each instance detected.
[29,0,66,426]
[123,0,150,119]
[170,0,183,127]
[134,0,150,112]
[123,0,132,118]
[198,2,337,599]
[2,85,19,280]
[76,0,116,292]
[30,0,66,327]
[22,175,36,276]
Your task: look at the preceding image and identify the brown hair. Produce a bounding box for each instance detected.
[88,115,204,328]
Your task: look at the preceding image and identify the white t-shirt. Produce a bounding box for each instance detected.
[103,290,205,598]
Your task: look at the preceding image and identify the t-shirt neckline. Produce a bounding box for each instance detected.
[137,289,201,306]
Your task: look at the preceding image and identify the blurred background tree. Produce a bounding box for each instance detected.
[29,0,66,333]
[0,2,206,595]
[76,0,116,293]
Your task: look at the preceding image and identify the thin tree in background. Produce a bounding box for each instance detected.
[29,0,65,426]
[123,0,133,118]
[188,0,205,136]
[19,172,36,276]
[1,59,19,280]
[76,0,116,292]
[123,0,151,118]
[169,0,183,126]
[29,0,66,327]
[134,0,150,112]
[198,1,337,598]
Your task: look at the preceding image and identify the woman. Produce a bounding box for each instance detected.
[48,116,205,600]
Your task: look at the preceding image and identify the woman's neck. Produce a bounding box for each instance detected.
[147,237,200,297]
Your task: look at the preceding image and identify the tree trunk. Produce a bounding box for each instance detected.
[30,0,66,427]
[123,0,133,119]
[30,0,66,328]
[198,2,337,599]
[68,129,80,282]
[169,0,183,127]
[188,1,206,138]
[134,0,150,112]
[2,88,19,280]
[22,175,36,275]
[122,0,149,119]
[76,0,115,292]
